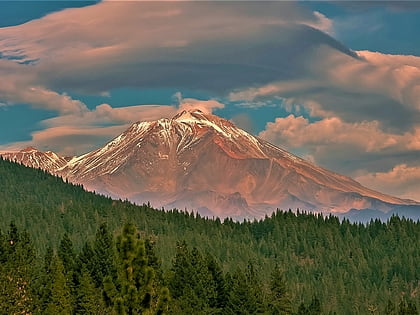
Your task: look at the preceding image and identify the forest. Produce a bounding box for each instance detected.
[0,157,419,314]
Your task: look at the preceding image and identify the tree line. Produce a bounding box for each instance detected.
[0,157,419,314]
[2,222,417,315]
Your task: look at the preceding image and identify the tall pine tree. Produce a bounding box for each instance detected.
[106,223,155,315]
[44,254,73,314]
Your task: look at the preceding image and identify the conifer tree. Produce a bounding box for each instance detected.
[75,241,95,286]
[36,246,54,313]
[206,254,227,311]
[269,265,292,314]
[0,224,36,315]
[144,238,169,312]
[169,242,218,313]
[58,233,76,274]
[75,267,103,314]
[225,269,260,314]
[106,223,155,315]
[245,261,266,313]
[45,254,73,314]
[103,275,118,309]
[92,223,117,287]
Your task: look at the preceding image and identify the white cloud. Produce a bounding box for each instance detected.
[355,164,420,202]
[230,46,420,133]
[26,125,130,157]
[25,104,178,155]
[0,60,88,115]
[42,104,177,128]
[0,2,329,65]
[0,1,337,97]
[229,80,321,102]
[0,98,225,156]
[258,114,420,199]
[306,11,334,34]
[176,92,224,114]
[357,50,420,68]
[323,49,420,113]
[258,115,416,153]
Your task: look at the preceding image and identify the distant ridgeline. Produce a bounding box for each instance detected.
[0,157,419,314]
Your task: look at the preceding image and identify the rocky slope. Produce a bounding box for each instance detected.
[2,110,418,219]
[1,146,68,172]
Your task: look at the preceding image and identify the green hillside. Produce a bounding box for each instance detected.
[0,157,419,314]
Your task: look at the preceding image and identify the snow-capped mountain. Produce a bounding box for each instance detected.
[54,110,419,218]
[2,110,419,219]
[1,146,68,172]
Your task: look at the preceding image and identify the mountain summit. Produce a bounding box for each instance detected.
[2,110,419,219]
[1,146,68,172]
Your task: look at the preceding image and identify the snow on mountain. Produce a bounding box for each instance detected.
[2,110,418,219]
[52,109,417,219]
[1,146,68,173]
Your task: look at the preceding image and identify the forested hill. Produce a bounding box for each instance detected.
[0,157,419,314]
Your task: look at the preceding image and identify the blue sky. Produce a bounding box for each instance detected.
[0,1,419,201]
[302,1,420,55]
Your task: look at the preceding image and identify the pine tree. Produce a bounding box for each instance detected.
[58,233,76,275]
[92,223,117,287]
[45,254,73,314]
[269,265,292,314]
[144,238,168,312]
[75,241,95,287]
[78,241,94,270]
[107,223,155,315]
[35,246,54,313]
[168,242,218,313]
[206,254,227,311]
[75,267,103,314]
[225,269,260,314]
[0,224,36,314]
[103,275,118,309]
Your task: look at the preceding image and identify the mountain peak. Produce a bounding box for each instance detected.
[20,146,39,153]
[129,109,230,136]
[172,109,211,122]
[5,112,418,219]
[1,147,67,172]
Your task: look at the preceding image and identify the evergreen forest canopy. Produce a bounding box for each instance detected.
[0,157,419,314]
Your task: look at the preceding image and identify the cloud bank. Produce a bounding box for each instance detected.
[0,1,419,200]
[0,97,223,156]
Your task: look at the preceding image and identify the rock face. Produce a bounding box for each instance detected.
[0,146,68,172]
[2,110,419,219]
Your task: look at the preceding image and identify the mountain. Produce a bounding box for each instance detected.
[0,146,68,172]
[2,110,419,219]
[340,205,420,223]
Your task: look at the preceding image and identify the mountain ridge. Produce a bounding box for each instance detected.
[1,109,419,219]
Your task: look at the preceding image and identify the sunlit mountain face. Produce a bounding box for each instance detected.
[3,110,418,220]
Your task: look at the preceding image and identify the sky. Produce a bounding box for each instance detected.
[0,1,419,202]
